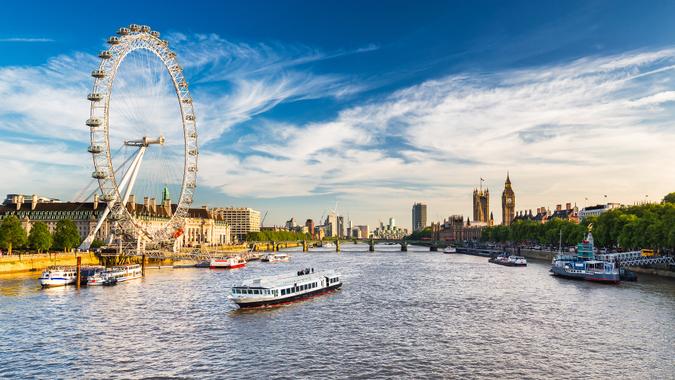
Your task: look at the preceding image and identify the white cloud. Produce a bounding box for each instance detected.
[0,32,370,203]
[0,38,53,43]
[197,48,675,226]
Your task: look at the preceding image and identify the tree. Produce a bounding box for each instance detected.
[0,215,28,255]
[53,219,81,252]
[28,221,52,253]
[663,192,675,204]
[90,239,104,249]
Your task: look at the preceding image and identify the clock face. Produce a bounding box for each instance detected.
[506,198,512,205]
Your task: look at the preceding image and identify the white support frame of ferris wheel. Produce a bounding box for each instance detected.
[79,145,147,250]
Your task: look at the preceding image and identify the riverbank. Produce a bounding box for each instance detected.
[0,252,101,274]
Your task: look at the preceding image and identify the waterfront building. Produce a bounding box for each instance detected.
[0,194,231,249]
[209,207,261,243]
[412,202,427,232]
[325,211,338,237]
[305,219,315,238]
[314,225,326,240]
[501,173,515,226]
[373,219,406,239]
[473,186,490,224]
[434,215,487,242]
[356,225,370,239]
[578,203,622,220]
[549,203,579,223]
[512,203,579,224]
[285,217,297,230]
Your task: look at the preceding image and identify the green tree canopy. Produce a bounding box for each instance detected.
[481,199,675,253]
[0,215,28,255]
[90,239,104,249]
[663,192,675,204]
[28,221,52,253]
[246,230,310,242]
[406,227,433,240]
[53,219,81,252]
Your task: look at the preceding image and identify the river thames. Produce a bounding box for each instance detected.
[1,245,674,379]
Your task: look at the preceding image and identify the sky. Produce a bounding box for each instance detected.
[1,0,675,229]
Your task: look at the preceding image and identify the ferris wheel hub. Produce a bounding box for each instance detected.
[124,135,165,147]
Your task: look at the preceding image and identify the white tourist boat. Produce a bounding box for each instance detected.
[39,266,77,287]
[443,246,457,254]
[87,264,142,286]
[210,256,246,269]
[229,268,341,308]
[322,242,335,248]
[489,254,527,267]
[261,253,291,263]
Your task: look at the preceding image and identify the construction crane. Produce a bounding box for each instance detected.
[260,210,269,228]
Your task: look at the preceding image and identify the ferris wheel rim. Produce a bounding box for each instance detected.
[87,24,198,243]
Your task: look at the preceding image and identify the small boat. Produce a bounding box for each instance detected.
[39,266,77,287]
[443,246,457,254]
[261,253,291,263]
[210,256,246,269]
[229,268,341,308]
[87,264,143,286]
[322,242,335,248]
[489,253,527,267]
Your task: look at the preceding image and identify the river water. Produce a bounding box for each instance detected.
[1,245,674,379]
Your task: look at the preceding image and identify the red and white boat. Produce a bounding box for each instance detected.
[209,257,246,269]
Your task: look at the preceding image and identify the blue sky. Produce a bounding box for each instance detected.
[1,1,675,229]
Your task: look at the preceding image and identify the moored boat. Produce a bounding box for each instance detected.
[229,268,341,308]
[261,253,290,263]
[443,246,457,254]
[550,227,620,283]
[210,256,246,269]
[39,266,77,287]
[87,264,142,286]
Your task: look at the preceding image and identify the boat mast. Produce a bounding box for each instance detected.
[559,228,562,254]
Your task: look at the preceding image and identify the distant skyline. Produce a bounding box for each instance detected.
[1,1,675,229]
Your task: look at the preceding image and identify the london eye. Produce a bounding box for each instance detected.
[80,24,198,254]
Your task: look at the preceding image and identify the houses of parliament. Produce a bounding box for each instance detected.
[472,173,515,226]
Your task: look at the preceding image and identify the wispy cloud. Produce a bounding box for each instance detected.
[198,47,675,221]
[0,33,373,200]
[0,37,53,43]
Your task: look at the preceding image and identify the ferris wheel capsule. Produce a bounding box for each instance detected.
[129,24,141,32]
[101,193,115,202]
[92,170,107,179]
[87,93,103,102]
[150,31,160,38]
[91,69,106,78]
[99,50,112,59]
[140,25,151,33]
[107,36,120,45]
[117,27,130,35]
[86,118,102,127]
[87,145,103,154]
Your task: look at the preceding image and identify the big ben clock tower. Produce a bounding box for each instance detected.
[502,172,515,226]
